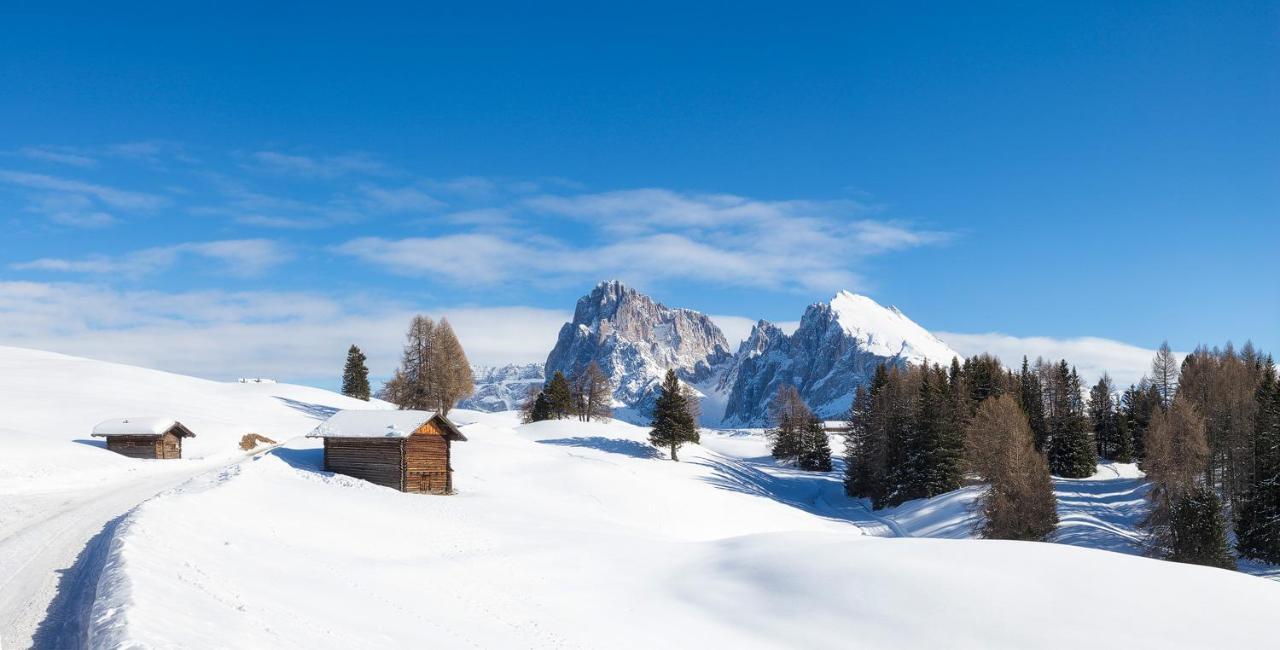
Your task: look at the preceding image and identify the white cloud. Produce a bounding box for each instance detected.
[12,240,289,278]
[19,146,99,168]
[359,184,443,212]
[936,331,1173,389]
[0,282,566,383]
[247,151,386,178]
[0,170,167,211]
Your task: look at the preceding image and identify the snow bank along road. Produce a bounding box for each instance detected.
[0,458,234,648]
[0,345,383,649]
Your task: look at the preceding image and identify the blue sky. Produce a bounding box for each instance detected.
[0,1,1276,388]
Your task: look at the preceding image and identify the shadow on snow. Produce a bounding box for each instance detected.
[31,512,129,650]
[273,397,341,421]
[270,446,325,472]
[536,437,661,460]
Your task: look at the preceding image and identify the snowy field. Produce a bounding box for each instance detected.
[0,346,381,648]
[3,345,1279,649]
[93,414,1280,648]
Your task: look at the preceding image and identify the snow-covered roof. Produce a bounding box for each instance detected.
[306,409,467,441]
[91,417,194,437]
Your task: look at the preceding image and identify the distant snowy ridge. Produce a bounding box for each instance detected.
[459,363,545,412]
[534,281,960,426]
[719,291,961,425]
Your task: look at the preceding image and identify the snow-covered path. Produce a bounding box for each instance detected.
[0,460,228,649]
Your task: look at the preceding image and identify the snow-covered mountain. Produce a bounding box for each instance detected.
[459,363,545,412]
[543,281,732,417]
[720,291,961,425]
[541,282,959,426]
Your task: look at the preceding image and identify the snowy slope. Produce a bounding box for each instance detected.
[0,345,388,491]
[92,412,1280,649]
[0,345,386,647]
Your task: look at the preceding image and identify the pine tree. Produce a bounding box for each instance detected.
[1089,374,1118,460]
[767,385,808,463]
[341,344,371,401]
[845,378,884,500]
[1168,485,1236,570]
[530,392,553,422]
[544,371,574,419]
[914,364,963,498]
[1047,363,1097,478]
[1236,360,1280,562]
[798,416,833,472]
[1019,357,1049,452]
[1112,410,1135,463]
[648,369,698,461]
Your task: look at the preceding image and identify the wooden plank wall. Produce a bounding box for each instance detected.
[105,435,161,459]
[159,431,182,459]
[405,422,451,494]
[324,438,405,490]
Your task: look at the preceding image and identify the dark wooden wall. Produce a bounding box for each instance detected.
[323,438,405,490]
[106,435,162,459]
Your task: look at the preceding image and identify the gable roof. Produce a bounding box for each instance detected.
[306,409,467,441]
[91,418,196,438]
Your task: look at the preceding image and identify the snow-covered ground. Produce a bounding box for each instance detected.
[0,346,381,648]
[4,344,1279,648]
[92,410,1280,649]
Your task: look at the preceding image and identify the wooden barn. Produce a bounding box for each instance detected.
[92,418,196,459]
[306,410,467,494]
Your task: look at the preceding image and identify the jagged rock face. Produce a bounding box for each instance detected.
[458,363,545,412]
[544,281,732,416]
[719,292,960,426]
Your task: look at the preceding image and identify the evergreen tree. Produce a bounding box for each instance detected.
[1112,410,1135,464]
[521,386,554,423]
[529,392,553,422]
[1089,374,1118,460]
[544,371,574,419]
[1236,360,1280,562]
[1168,485,1236,570]
[341,344,371,401]
[798,416,833,472]
[845,371,888,501]
[767,385,808,463]
[914,364,964,498]
[1019,357,1049,452]
[648,369,698,461]
[1047,363,1097,478]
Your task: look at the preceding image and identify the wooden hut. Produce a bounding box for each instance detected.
[92,418,196,459]
[306,410,467,495]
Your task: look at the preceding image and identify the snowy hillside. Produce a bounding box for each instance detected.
[91,411,1280,649]
[0,345,384,648]
[0,345,386,491]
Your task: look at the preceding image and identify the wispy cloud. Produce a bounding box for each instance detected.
[245,150,387,178]
[12,239,289,278]
[0,170,167,211]
[19,146,99,168]
[339,188,948,292]
[0,281,566,380]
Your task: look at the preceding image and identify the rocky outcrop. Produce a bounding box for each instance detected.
[459,363,545,412]
[543,281,732,417]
